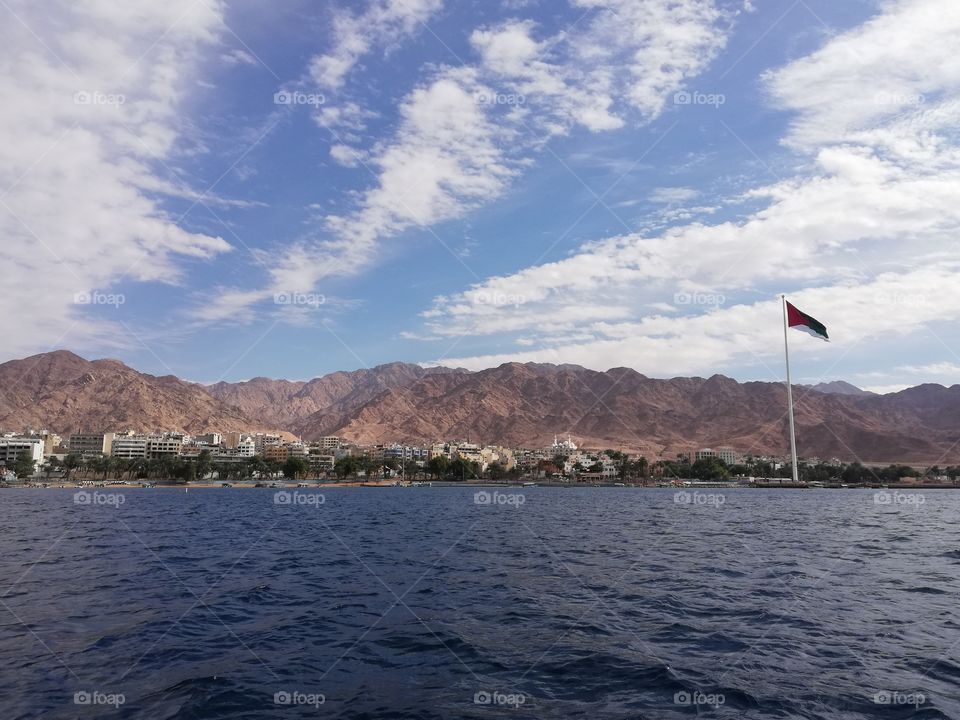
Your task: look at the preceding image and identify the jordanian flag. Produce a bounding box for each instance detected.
[786,301,829,341]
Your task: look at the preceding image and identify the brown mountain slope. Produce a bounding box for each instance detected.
[292,363,959,463]
[206,362,438,428]
[0,351,253,434]
[2,352,957,463]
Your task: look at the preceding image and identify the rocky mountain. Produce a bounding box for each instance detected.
[0,351,253,434]
[206,362,436,428]
[288,363,959,462]
[802,380,875,396]
[1,351,957,463]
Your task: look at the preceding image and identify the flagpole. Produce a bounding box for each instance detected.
[782,295,800,484]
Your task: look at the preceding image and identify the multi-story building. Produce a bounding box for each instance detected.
[0,437,44,474]
[717,447,739,465]
[286,442,309,457]
[262,445,288,462]
[316,436,342,450]
[253,433,282,453]
[147,437,182,458]
[68,433,115,456]
[39,433,61,457]
[236,438,256,457]
[193,433,222,446]
[695,448,717,462]
[382,444,429,462]
[308,453,335,471]
[111,436,149,459]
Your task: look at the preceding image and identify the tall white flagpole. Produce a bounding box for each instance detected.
[782,295,800,484]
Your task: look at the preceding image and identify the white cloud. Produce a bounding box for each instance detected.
[570,0,729,119]
[329,143,365,167]
[0,0,230,358]
[649,186,700,203]
[221,48,257,66]
[206,0,733,323]
[415,0,960,380]
[197,67,516,323]
[310,0,444,90]
[470,1,730,133]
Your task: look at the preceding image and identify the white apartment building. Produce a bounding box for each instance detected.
[695,448,717,462]
[112,436,149,459]
[717,447,739,465]
[0,437,44,473]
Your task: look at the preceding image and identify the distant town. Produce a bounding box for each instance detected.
[2,429,959,488]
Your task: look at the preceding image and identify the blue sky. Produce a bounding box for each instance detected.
[3,0,960,392]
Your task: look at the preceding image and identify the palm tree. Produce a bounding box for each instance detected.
[62,454,81,481]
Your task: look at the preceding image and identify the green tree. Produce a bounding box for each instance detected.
[43,456,61,480]
[486,461,505,480]
[426,455,449,480]
[196,450,212,480]
[283,456,309,479]
[690,457,730,481]
[13,453,36,479]
[62,453,81,480]
[334,455,359,479]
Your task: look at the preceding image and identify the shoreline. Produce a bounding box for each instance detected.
[5,480,960,490]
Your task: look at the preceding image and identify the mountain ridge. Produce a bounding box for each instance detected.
[0,351,956,463]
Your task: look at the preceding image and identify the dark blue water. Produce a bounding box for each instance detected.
[1,487,958,719]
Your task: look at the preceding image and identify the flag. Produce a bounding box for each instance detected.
[786,301,829,341]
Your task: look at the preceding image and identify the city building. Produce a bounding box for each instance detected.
[0,437,44,474]
[382,444,429,462]
[111,436,149,459]
[194,432,222,446]
[68,433,115,456]
[308,452,335,471]
[316,436,342,450]
[262,445,288,462]
[236,437,256,457]
[717,447,739,465]
[548,435,578,456]
[695,448,717,461]
[147,437,182,458]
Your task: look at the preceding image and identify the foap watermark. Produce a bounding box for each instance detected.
[874,490,924,507]
[473,690,526,708]
[474,490,525,508]
[74,291,125,308]
[674,490,725,507]
[874,291,927,308]
[274,291,325,308]
[673,90,725,108]
[873,91,925,107]
[873,690,925,708]
[674,690,725,707]
[73,91,125,106]
[74,690,125,708]
[273,690,325,708]
[475,91,525,106]
[274,491,325,507]
[274,90,325,106]
[674,291,725,307]
[74,490,125,508]
[476,290,526,307]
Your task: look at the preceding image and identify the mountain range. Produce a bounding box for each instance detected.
[1,350,957,464]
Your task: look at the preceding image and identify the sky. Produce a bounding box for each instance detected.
[2,0,959,393]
